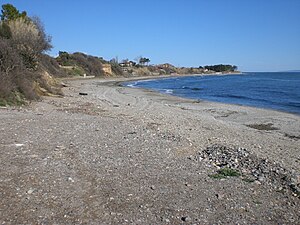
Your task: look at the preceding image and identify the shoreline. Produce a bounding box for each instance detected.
[105,74,299,117]
[94,76,300,170]
[0,76,299,224]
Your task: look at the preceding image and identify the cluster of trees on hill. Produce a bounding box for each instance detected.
[200,64,238,72]
[139,57,150,66]
[0,4,62,105]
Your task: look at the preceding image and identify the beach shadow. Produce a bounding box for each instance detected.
[246,123,279,131]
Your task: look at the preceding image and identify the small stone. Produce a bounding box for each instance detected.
[216,193,224,199]
[61,82,68,87]
[55,145,66,151]
[254,180,261,185]
[185,183,191,187]
[15,144,24,147]
[181,216,191,222]
[27,188,34,194]
[68,177,75,182]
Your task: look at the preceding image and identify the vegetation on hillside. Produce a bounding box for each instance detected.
[0,3,239,106]
[117,59,238,76]
[55,51,124,77]
[0,4,63,105]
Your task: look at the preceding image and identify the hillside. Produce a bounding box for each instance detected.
[0,3,238,106]
[0,4,66,105]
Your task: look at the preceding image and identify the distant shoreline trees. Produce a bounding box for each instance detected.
[139,57,150,66]
[201,64,238,72]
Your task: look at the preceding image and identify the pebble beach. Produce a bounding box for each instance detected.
[0,77,299,224]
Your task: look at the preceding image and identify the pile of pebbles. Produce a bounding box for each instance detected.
[195,144,300,197]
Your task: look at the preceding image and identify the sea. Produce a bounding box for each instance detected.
[124,72,300,115]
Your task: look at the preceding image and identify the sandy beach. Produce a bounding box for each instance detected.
[0,76,299,224]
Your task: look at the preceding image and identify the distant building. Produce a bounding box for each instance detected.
[119,61,136,67]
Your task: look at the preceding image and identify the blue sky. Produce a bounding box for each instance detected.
[2,0,300,71]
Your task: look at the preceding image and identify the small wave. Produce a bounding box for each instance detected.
[191,87,203,91]
[181,86,202,91]
[164,89,173,94]
[126,82,138,87]
[286,101,300,108]
[214,94,249,100]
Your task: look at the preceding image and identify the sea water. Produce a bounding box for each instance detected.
[124,72,300,114]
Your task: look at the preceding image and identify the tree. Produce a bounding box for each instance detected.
[144,58,150,65]
[1,4,27,21]
[139,57,150,66]
[56,51,70,65]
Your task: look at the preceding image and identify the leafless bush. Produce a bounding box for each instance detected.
[0,38,20,97]
[0,22,12,39]
[0,38,21,74]
[0,38,39,101]
[30,16,52,53]
[15,71,39,100]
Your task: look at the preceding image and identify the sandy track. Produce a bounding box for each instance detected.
[0,77,299,224]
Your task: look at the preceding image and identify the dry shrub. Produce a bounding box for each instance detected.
[0,70,14,98]
[8,18,39,68]
[135,67,152,76]
[8,17,52,69]
[0,38,19,98]
[111,62,123,76]
[39,54,67,77]
[0,37,39,102]
[15,71,39,100]
[71,52,104,76]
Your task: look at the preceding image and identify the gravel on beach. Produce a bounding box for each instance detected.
[0,77,299,224]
